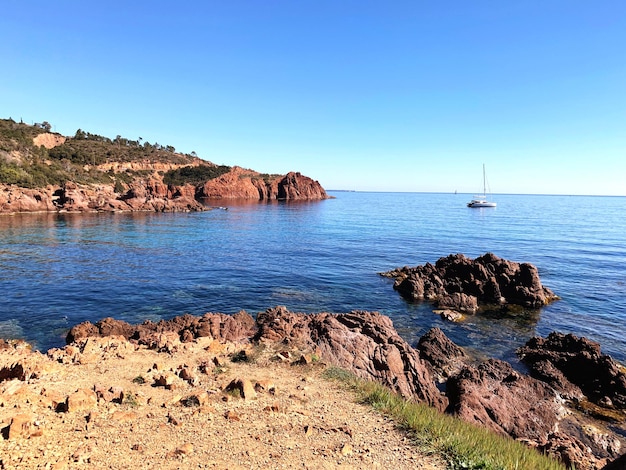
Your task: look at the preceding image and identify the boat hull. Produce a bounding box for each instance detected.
[467,200,496,208]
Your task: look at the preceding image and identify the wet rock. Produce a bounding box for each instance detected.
[381,252,558,311]
[517,332,626,409]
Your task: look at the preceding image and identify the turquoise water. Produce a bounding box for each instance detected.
[1,191,625,364]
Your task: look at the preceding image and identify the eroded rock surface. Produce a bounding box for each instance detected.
[416,327,469,383]
[67,311,258,347]
[255,307,447,411]
[518,332,626,409]
[381,252,558,312]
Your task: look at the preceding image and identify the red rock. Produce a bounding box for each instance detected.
[518,332,626,409]
[417,328,468,382]
[255,307,447,411]
[446,359,561,441]
[382,252,558,311]
[66,388,98,413]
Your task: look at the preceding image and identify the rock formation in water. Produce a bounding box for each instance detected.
[197,167,328,201]
[381,252,559,313]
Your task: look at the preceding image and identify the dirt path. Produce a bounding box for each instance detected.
[1,336,445,469]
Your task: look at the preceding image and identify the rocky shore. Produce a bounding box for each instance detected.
[3,252,625,469]
[4,307,624,469]
[0,168,329,214]
[0,327,444,470]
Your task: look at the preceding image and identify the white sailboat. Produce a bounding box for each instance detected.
[467,164,496,208]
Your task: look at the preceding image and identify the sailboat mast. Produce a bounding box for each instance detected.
[482,164,486,196]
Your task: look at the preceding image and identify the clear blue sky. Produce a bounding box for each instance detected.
[2,1,625,195]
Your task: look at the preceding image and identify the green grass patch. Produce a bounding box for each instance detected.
[323,367,566,470]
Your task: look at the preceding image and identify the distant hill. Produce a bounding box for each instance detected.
[0,118,228,189]
[0,118,328,213]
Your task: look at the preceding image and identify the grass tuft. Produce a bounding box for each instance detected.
[323,367,566,470]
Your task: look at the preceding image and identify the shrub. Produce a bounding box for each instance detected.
[163,164,232,186]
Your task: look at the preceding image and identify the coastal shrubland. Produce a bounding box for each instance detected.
[162,164,232,186]
[0,118,212,188]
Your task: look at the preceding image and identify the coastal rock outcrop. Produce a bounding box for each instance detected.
[0,181,206,213]
[0,168,328,213]
[255,307,447,411]
[381,252,558,313]
[416,327,469,383]
[446,358,562,441]
[517,332,626,409]
[60,309,626,469]
[444,358,618,469]
[197,167,328,201]
[67,308,446,411]
[67,311,257,346]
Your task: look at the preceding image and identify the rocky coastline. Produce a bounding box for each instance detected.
[2,253,625,469]
[3,306,624,469]
[0,169,329,214]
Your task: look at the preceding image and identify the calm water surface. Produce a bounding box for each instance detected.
[1,192,625,364]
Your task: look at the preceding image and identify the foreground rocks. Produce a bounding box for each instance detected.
[518,332,626,409]
[12,309,626,469]
[255,307,447,411]
[381,252,559,314]
[68,308,447,412]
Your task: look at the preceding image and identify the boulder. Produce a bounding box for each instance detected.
[446,359,561,441]
[416,328,469,382]
[255,307,447,411]
[381,253,558,312]
[517,332,626,409]
[66,388,98,413]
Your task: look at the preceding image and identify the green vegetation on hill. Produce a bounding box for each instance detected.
[163,164,232,186]
[0,118,225,189]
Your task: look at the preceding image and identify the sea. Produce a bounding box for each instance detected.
[1,191,625,366]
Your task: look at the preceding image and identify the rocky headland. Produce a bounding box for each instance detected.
[0,168,329,214]
[0,119,330,214]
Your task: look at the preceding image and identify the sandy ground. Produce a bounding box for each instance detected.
[0,335,445,469]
